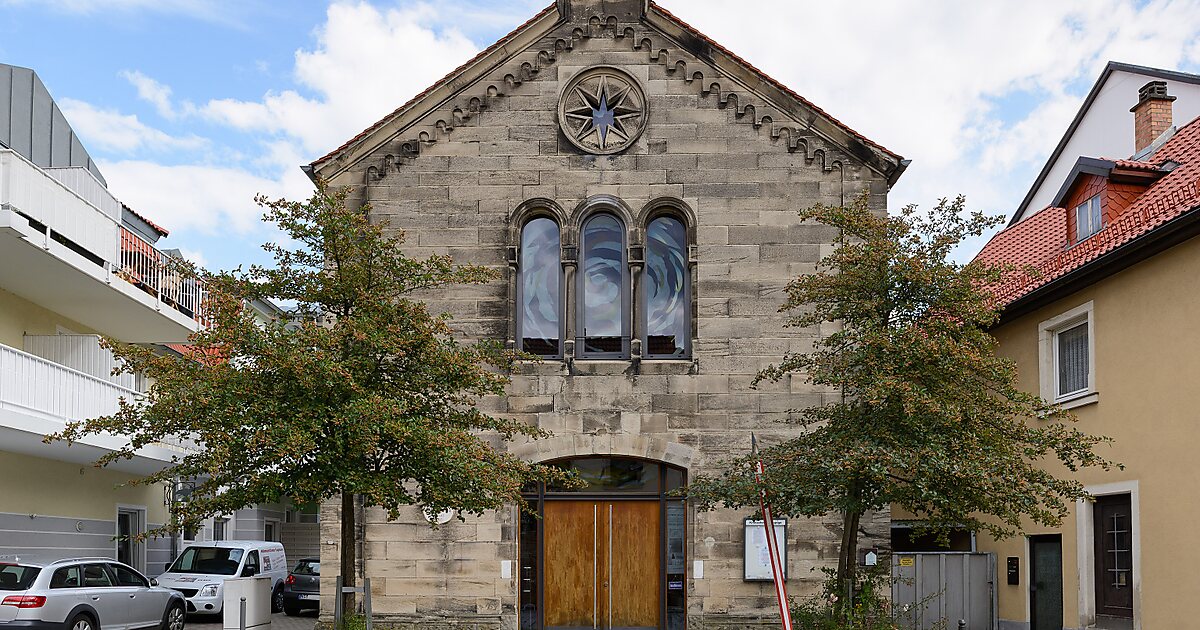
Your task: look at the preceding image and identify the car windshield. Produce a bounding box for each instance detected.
[168,547,245,576]
[0,564,41,590]
[292,560,319,576]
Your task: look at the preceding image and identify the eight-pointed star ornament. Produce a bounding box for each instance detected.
[559,67,647,154]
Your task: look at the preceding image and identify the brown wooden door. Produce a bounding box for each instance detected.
[545,501,600,629]
[544,500,661,630]
[1093,494,1134,620]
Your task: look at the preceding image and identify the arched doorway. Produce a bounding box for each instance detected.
[520,456,687,630]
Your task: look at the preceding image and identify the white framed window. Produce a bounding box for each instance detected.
[1075,194,1103,241]
[1039,301,1097,408]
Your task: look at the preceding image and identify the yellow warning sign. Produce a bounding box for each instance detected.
[898,556,915,567]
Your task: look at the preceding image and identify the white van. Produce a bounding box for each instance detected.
[156,541,288,616]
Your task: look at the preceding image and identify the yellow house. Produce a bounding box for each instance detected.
[973,78,1200,630]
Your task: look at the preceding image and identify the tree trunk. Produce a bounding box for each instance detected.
[340,491,356,622]
[837,508,862,621]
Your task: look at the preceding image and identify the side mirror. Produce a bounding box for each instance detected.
[150,578,159,587]
[241,567,257,577]
[164,564,172,573]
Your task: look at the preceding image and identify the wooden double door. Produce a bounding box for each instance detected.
[544,500,661,630]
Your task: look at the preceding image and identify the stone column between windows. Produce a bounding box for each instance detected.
[562,243,577,359]
[505,245,519,351]
[629,240,645,361]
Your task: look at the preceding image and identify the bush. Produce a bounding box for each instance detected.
[790,567,907,630]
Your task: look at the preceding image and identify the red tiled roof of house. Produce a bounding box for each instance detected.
[977,116,1200,306]
[1107,158,1162,171]
[311,1,901,169]
[121,202,170,237]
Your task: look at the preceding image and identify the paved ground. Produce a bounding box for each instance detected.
[186,611,318,630]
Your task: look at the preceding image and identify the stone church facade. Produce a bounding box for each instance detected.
[307,1,906,628]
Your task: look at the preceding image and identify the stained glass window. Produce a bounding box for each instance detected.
[644,217,689,358]
[579,213,628,356]
[519,218,561,356]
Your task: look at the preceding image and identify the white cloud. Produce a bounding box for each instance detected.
[97,159,312,237]
[175,247,209,269]
[658,0,1200,236]
[61,0,1200,270]
[200,1,480,157]
[57,98,208,154]
[120,70,195,120]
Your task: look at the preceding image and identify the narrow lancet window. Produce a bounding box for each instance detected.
[644,216,689,358]
[518,217,562,356]
[579,213,628,357]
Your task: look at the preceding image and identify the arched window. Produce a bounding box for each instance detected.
[578,213,629,358]
[518,217,562,357]
[643,216,690,358]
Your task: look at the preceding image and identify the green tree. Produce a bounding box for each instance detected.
[49,184,563,614]
[687,193,1118,619]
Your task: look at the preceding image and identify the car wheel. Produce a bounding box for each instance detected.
[271,586,284,614]
[162,602,186,630]
[69,613,97,630]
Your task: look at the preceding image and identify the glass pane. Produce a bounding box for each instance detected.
[645,217,688,357]
[666,466,686,492]
[581,214,626,354]
[519,502,539,630]
[520,218,561,356]
[1091,196,1103,234]
[1057,322,1089,396]
[548,457,659,493]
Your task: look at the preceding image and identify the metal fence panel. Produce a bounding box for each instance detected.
[893,552,996,630]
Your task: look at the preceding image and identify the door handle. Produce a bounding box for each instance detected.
[91,596,100,601]
[129,594,137,599]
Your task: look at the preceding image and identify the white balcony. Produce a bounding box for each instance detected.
[0,149,203,343]
[0,341,182,475]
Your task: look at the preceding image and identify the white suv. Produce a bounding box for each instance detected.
[0,558,185,630]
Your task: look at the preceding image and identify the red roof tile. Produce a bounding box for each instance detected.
[977,116,1200,306]
[121,202,170,237]
[311,1,901,170]
[1108,158,1162,171]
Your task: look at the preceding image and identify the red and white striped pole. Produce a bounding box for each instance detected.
[753,433,793,630]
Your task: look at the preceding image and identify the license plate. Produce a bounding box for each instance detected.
[297,594,316,600]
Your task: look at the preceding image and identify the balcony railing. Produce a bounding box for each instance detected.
[0,341,138,425]
[119,227,205,321]
[0,148,205,325]
[0,341,198,457]
[23,334,141,391]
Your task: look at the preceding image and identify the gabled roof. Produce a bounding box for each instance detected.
[977,114,1200,310]
[307,1,905,184]
[1008,61,1200,226]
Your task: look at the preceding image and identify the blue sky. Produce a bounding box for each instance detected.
[2,0,1198,271]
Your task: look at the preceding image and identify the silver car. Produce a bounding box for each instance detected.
[0,558,185,630]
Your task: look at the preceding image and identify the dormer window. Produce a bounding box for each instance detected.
[1075,194,1102,241]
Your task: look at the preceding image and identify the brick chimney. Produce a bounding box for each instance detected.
[1131,80,1176,153]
